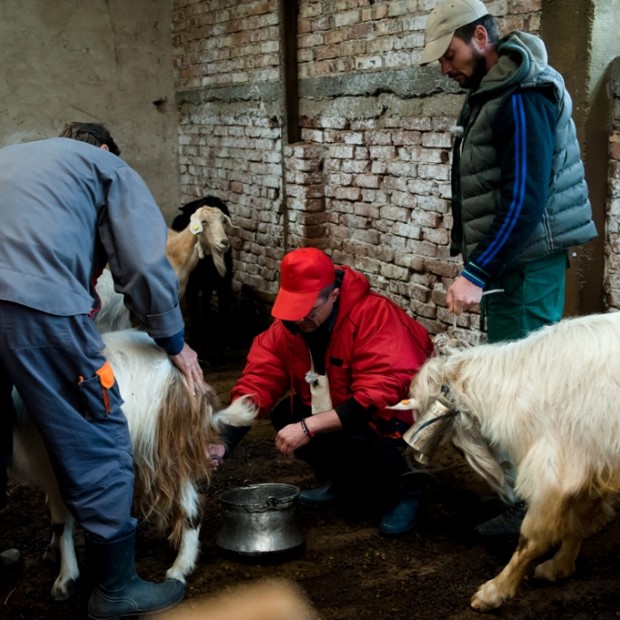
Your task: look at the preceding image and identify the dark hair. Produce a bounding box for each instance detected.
[59,122,121,156]
[455,14,500,45]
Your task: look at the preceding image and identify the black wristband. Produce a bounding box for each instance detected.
[300,417,315,438]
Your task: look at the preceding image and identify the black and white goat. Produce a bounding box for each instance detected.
[405,311,620,611]
[9,329,256,600]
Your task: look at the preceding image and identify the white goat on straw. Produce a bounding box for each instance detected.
[9,328,256,601]
[406,311,620,611]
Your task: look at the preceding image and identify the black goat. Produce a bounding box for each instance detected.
[172,196,233,353]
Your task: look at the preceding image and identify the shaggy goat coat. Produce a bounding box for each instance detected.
[408,311,620,611]
[9,329,256,600]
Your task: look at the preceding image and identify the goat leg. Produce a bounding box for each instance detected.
[471,511,552,611]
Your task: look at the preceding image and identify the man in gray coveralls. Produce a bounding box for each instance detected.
[0,123,205,619]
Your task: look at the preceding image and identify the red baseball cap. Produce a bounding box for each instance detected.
[271,248,336,321]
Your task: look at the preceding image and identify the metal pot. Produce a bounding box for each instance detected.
[216,483,304,556]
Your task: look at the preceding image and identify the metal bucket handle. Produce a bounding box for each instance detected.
[227,481,298,513]
[240,495,293,513]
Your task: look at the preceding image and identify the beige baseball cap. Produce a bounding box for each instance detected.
[420,0,489,65]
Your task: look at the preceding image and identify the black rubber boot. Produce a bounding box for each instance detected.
[87,529,185,620]
[475,499,527,538]
[299,481,339,506]
[379,470,434,536]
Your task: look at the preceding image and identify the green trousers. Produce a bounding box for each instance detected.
[482,251,568,344]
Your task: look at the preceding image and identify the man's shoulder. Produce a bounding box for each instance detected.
[0,137,127,172]
[256,319,297,344]
[348,288,407,320]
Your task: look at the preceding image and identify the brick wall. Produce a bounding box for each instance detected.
[289,96,472,337]
[297,0,540,77]
[174,0,284,324]
[172,0,617,342]
[605,58,620,309]
[173,0,280,90]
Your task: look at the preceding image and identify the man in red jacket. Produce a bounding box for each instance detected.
[220,248,433,535]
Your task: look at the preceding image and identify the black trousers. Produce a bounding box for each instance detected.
[271,395,408,511]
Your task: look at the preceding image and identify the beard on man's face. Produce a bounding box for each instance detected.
[461,47,488,90]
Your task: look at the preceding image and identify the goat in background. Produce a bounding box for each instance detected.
[171,196,234,353]
[167,201,232,299]
[9,329,256,600]
[405,311,620,611]
[95,199,232,334]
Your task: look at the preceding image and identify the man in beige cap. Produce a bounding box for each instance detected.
[420,1,596,537]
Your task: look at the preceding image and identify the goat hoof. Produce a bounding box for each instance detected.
[165,568,187,584]
[51,578,77,601]
[534,560,558,582]
[534,559,574,582]
[470,580,505,611]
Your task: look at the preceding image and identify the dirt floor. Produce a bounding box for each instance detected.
[3,337,620,620]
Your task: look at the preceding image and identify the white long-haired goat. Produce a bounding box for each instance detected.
[9,329,256,600]
[406,311,620,611]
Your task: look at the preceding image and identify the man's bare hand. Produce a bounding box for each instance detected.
[207,443,226,470]
[170,342,207,396]
[446,276,483,315]
[275,422,310,458]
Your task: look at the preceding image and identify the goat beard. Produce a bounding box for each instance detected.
[210,250,227,278]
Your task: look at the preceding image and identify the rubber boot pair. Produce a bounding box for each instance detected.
[87,529,185,620]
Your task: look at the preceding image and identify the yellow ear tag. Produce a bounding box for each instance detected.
[189,216,203,235]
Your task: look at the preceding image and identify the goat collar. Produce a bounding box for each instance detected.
[402,384,459,462]
[415,385,459,434]
[437,383,458,412]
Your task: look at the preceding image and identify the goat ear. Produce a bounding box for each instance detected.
[189,213,203,234]
[222,213,236,230]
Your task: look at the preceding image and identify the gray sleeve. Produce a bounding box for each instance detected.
[97,165,185,339]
